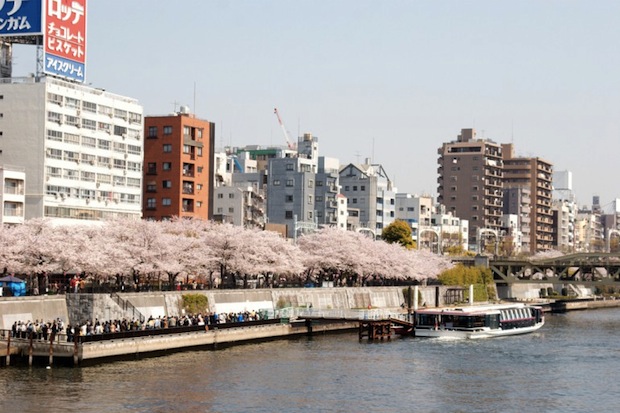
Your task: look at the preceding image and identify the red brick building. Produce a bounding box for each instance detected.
[143,109,214,220]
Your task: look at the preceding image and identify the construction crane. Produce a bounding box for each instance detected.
[274,108,295,150]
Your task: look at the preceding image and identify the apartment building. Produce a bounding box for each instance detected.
[0,165,25,225]
[266,133,321,238]
[143,108,215,220]
[437,128,503,249]
[502,143,554,252]
[339,160,396,237]
[503,186,532,253]
[0,76,144,224]
[395,193,433,243]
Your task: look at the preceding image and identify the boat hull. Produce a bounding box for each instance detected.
[414,321,544,339]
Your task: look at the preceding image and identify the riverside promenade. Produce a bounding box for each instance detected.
[0,286,411,366]
[0,318,358,367]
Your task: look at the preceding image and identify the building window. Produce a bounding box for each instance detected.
[286,163,294,171]
[360,186,365,191]
[345,186,349,191]
[163,126,172,135]
[286,179,294,187]
[353,186,358,191]
[217,193,223,199]
[147,198,156,209]
[352,199,357,204]
[163,180,172,188]
[308,180,314,188]
[162,198,172,206]
[98,139,111,151]
[273,179,280,186]
[286,195,293,203]
[197,147,203,157]
[316,196,323,202]
[147,163,157,174]
[228,207,234,213]
[163,162,172,171]
[146,183,157,192]
[308,195,313,204]
[285,211,293,219]
[148,126,157,138]
[163,144,172,153]
[308,211,313,220]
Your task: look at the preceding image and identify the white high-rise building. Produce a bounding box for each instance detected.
[0,76,144,225]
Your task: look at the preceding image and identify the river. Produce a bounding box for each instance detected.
[1,308,619,413]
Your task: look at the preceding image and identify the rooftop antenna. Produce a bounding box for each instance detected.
[354,151,361,164]
[171,100,179,113]
[371,137,375,163]
[219,120,224,150]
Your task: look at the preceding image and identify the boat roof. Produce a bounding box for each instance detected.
[415,303,540,316]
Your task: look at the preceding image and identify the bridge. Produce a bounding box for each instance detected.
[457,253,620,287]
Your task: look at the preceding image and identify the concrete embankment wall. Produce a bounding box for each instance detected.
[0,296,69,330]
[0,286,448,329]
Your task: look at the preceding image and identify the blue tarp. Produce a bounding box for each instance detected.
[0,276,26,296]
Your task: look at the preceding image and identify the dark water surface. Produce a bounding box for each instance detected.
[1,309,619,413]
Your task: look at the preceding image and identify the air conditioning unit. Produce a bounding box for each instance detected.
[96,182,100,188]
[123,170,127,176]
[75,159,80,164]
[107,129,111,134]
[76,109,81,116]
[89,159,95,165]
[124,153,128,159]
[108,164,112,169]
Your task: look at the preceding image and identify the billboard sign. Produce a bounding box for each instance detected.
[0,0,44,36]
[44,0,86,83]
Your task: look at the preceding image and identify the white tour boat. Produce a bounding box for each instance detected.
[413,303,544,339]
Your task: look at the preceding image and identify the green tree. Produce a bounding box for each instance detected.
[381,220,415,249]
[437,264,495,302]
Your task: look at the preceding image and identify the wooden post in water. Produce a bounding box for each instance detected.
[5,334,10,367]
[48,336,54,366]
[73,332,79,366]
[28,333,33,367]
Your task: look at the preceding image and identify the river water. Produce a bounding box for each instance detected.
[1,308,619,413]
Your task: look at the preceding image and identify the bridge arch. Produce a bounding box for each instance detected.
[418,228,442,254]
[477,228,500,256]
[607,229,620,253]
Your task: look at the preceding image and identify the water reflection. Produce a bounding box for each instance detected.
[1,310,619,413]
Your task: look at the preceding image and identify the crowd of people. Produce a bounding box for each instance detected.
[9,310,269,343]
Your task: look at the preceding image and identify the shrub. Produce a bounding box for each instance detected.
[182,294,209,314]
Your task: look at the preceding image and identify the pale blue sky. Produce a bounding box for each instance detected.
[13,1,620,209]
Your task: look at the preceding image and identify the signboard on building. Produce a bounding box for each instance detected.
[0,0,44,36]
[44,0,86,83]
